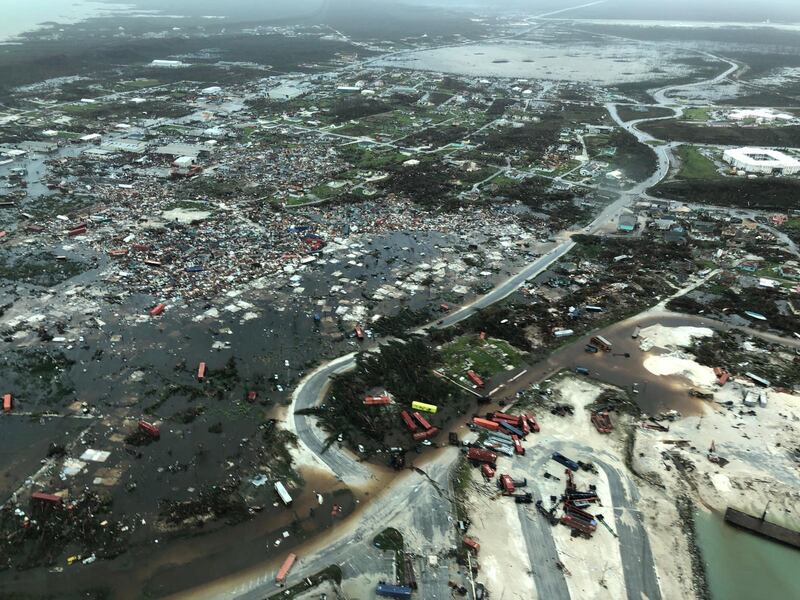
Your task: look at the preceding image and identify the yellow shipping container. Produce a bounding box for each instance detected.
[412,401,438,414]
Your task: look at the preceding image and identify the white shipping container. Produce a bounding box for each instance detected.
[275,481,293,506]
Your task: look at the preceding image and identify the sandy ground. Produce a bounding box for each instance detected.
[633,326,799,530]
[632,385,800,530]
[638,324,713,352]
[463,474,537,600]
[465,374,690,600]
[643,354,718,388]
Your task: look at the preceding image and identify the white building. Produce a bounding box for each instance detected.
[728,108,794,122]
[722,147,800,175]
[149,59,186,68]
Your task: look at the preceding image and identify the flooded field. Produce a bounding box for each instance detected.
[375,40,703,85]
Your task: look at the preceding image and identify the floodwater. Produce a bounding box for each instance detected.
[375,41,694,85]
[498,311,724,415]
[694,509,800,600]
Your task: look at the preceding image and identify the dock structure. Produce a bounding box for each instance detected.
[724,507,800,549]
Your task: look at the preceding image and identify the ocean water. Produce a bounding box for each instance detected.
[694,510,800,600]
[0,0,133,41]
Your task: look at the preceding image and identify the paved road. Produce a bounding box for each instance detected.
[596,459,663,600]
[289,352,374,486]
[213,450,458,600]
[514,446,662,600]
[224,30,748,600]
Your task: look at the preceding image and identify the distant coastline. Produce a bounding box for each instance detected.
[0,1,133,43]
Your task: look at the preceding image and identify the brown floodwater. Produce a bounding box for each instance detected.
[494,311,736,416]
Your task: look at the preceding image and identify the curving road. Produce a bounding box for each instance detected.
[228,39,745,600]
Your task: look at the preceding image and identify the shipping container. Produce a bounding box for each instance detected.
[138,420,160,439]
[275,481,293,506]
[463,536,480,553]
[498,474,515,494]
[466,447,497,465]
[364,395,391,405]
[575,367,590,375]
[275,552,297,583]
[480,463,495,479]
[411,400,438,414]
[3,393,11,412]
[492,412,521,425]
[497,420,524,438]
[512,435,525,455]
[400,410,417,432]
[412,427,439,442]
[149,303,166,316]
[467,370,485,388]
[31,492,62,505]
[197,362,206,381]
[485,430,513,445]
[483,441,514,457]
[552,452,580,471]
[412,411,432,430]
[526,415,541,433]
[472,417,500,432]
[354,326,364,340]
[376,583,413,599]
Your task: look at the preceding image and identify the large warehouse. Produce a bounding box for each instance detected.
[722,147,800,175]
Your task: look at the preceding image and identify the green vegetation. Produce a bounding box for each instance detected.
[374,527,404,552]
[450,456,473,521]
[303,337,471,453]
[683,107,712,121]
[651,178,800,210]
[373,528,405,584]
[117,78,160,91]
[675,146,721,180]
[441,335,525,379]
[641,119,800,146]
[0,251,87,287]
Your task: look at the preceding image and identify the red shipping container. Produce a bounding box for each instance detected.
[3,393,11,412]
[413,411,432,430]
[472,417,500,432]
[276,552,297,583]
[138,420,160,439]
[149,303,166,316]
[197,362,206,381]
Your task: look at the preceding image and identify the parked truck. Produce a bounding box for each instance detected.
[590,335,612,352]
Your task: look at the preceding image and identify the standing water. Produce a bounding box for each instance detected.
[694,509,800,599]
